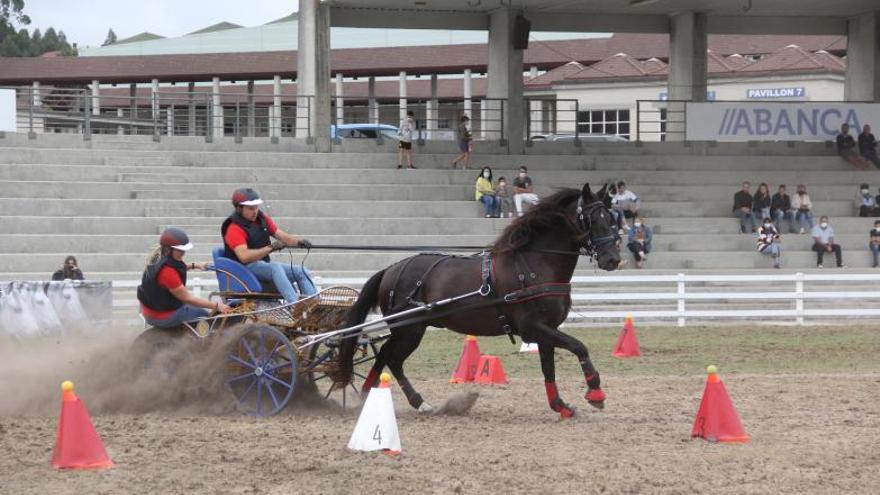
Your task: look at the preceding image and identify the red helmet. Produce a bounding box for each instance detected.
[159,227,193,251]
[231,188,263,207]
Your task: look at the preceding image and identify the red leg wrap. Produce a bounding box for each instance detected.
[361,368,380,395]
[545,381,575,418]
[585,388,606,403]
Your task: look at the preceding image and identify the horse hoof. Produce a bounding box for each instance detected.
[559,406,576,419]
[418,402,435,415]
[586,388,606,409]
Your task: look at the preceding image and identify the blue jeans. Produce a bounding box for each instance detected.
[796,211,814,231]
[144,305,209,328]
[246,260,317,303]
[734,209,756,233]
[478,195,499,216]
[761,243,781,257]
[773,210,797,233]
[871,242,879,266]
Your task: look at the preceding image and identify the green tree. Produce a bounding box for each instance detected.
[102,28,116,46]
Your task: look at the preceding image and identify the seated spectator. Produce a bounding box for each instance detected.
[791,184,814,234]
[52,255,84,281]
[811,216,845,268]
[870,220,880,268]
[836,123,869,170]
[513,166,539,217]
[475,166,500,218]
[856,183,878,217]
[611,181,640,229]
[756,218,782,269]
[771,184,796,233]
[753,182,771,221]
[626,214,652,269]
[732,181,757,234]
[858,124,880,168]
[495,176,514,218]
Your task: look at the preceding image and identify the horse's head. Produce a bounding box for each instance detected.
[578,183,621,271]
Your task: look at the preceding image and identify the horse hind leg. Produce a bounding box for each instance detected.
[385,325,433,414]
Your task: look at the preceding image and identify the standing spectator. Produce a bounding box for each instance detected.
[611,181,640,229]
[51,255,84,281]
[753,182,771,221]
[791,184,814,234]
[732,181,757,234]
[397,110,416,169]
[869,220,880,268]
[452,115,472,170]
[513,166,539,216]
[495,176,514,218]
[858,124,880,168]
[836,123,869,170]
[626,214,652,269]
[475,166,499,218]
[771,184,796,233]
[811,216,845,268]
[856,183,878,217]
[756,218,782,269]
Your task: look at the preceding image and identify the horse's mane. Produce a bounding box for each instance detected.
[491,188,583,255]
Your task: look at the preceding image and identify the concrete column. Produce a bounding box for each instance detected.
[297,0,332,149]
[151,78,160,121]
[91,80,100,116]
[463,68,473,119]
[529,99,542,137]
[426,74,438,140]
[187,82,196,137]
[335,73,344,126]
[368,76,378,124]
[31,81,41,107]
[845,11,880,102]
[667,11,707,141]
[246,80,256,137]
[399,71,407,123]
[480,100,487,140]
[272,75,282,138]
[116,108,124,135]
[129,83,137,133]
[166,107,174,135]
[212,76,222,137]
[487,8,525,153]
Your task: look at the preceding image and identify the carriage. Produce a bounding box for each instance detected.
[132,247,388,417]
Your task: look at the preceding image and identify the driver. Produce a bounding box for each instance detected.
[221,188,317,303]
[138,227,230,328]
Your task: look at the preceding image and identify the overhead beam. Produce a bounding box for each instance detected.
[529,13,669,34]
[329,7,488,30]
[707,16,847,35]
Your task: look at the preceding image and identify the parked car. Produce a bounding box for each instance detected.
[530,133,629,142]
[331,123,399,140]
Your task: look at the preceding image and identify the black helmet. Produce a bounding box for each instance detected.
[159,227,193,251]
[231,188,263,207]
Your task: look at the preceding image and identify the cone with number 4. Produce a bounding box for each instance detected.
[348,373,401,455]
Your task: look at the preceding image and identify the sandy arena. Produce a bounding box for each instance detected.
[1,326,879,494]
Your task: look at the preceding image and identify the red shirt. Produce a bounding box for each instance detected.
[140,265,184,320]
[224,213,278,250]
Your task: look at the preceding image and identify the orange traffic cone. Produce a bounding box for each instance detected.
[51,381,113,470]
[474,355,509,384]
[691,366,749,443]
[450,335,482,383]
[613,315,641,357]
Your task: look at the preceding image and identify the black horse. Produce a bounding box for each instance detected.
[339,183,621,417]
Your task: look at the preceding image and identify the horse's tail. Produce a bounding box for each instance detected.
[337,268,386,383]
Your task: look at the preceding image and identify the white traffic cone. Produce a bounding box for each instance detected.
[347,373,401,455]
[519,341,539,353]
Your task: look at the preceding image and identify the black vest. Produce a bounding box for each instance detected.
[221,211,271,264]
[137,256,187,313]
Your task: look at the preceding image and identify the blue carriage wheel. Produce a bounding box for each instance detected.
[225,324,297,417]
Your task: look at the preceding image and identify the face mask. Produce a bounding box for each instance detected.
[798,191,805,195]
[483,172,490,178]
[763,223,771,229]
[633,222,641,228]
[499,182,506,187]
[519,172,526,178]
[862,189,869,195]
[820,222,828,229]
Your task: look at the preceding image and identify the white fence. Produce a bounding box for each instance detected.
[111,273,880,327]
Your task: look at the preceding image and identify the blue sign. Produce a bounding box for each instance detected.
[746,87,805,99]
[659,91,716,101]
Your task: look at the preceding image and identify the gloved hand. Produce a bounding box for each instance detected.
[297,239,313,249]
[270,240,287,252]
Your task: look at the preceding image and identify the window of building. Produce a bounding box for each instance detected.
[576,109,630,139]
[659,108,667,142]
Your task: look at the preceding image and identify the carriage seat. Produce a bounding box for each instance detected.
[211,247,279,294]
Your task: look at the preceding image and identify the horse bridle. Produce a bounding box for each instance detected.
[576,197,618,258]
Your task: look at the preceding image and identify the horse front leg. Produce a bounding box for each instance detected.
[540,326,606,410]
[537,341,576,418]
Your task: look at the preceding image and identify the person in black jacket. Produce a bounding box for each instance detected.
[858,124,880,168]
[138,228,230,328]
[771,184,796,233]
[51,256,84,281]
[753,182,771,221]
[837,123,869,169]
[733,181,757,234]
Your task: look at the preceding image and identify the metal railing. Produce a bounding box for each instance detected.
[109,273,880,327]
[635,99,687,142]
[525,97,580,143]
